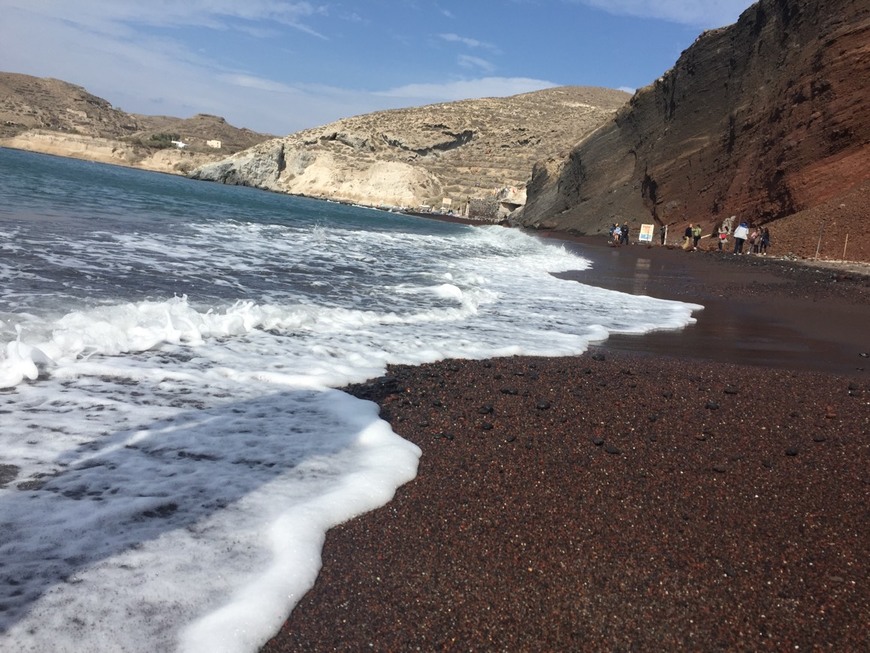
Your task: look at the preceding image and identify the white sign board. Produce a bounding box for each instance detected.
[639,223,655,242]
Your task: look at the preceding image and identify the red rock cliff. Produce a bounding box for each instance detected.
[515,0,869,256]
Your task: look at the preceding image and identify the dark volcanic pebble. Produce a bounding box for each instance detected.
[263,242,870,653]
[263,350,869,653]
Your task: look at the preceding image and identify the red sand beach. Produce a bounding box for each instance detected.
[262,240,868,652]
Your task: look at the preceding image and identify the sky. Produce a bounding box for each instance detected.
[0,1,758,136]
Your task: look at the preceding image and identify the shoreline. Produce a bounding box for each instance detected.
[260,231,868,651]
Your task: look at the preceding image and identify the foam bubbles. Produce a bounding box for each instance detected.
[0,150,701,653]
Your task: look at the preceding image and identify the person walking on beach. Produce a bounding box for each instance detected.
[733,221,749,254]
[660,224,667,246]
[717,222,728,251]
[759,227,771,255]
[691,223,702,250]
[748,227,759,254]
[683,224,693,250]
[620,223,629,245]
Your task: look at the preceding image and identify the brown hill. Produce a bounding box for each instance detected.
[0,72,273,174]
[190,87,629,218]
[513,0,870,262]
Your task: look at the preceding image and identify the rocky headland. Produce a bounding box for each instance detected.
[513,0,870,262]
[189,86,628,219]
[0,72,273,175]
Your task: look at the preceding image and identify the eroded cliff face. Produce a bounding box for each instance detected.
[190,87,629,213]
[0,72,274,175]
[514,0,870,240]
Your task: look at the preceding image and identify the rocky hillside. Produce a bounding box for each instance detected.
[0,72,273,175]
[513,0,870,261]
[190,87,629,218]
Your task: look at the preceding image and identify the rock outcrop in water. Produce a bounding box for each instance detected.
[512,0,870,259]
[189,87,629,217]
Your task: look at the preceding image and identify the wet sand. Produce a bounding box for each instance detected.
[262,239,869,652]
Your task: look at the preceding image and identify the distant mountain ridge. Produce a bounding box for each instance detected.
[0,72,274,174]
[189,87,630,218]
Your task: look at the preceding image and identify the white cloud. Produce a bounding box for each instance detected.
[1,0,328,38]
[576,0,755,28]
[457,55,496,73]
[438,33,501,53]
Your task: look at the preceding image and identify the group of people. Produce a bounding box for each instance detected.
[683,223,703,250]
[727,222,772,255]
[608,223,630,246]
[681,219,771,255]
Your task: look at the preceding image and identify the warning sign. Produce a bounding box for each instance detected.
[639,223,655,242]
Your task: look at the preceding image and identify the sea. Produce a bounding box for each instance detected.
[0,147,701,652]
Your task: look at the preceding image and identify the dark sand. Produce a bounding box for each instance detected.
[263,240,869,652]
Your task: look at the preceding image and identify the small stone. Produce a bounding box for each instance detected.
[661,391,673,399]
[723,386,739,395]
[500,387,518,395]
[478,404,494,415]
[812,434,827,443]
[785,447,799,456]
[705,401,720,410]
[505,435,516,443]
[591,352,606,361]
[712,464,727,473]
[536,401,551,410]
[0,464,20,488]
[762,459,773,469]
[481,422,494,431]
[592,437,605,446]
[604,443,622,455]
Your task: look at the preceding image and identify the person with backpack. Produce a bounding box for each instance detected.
[733,221,749,254]
[691,224,702,250]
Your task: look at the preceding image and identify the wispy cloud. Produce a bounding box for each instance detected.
[574,0,753,28]
[438,33,501,53]
[457,55,496,73]
[3,0,329,37]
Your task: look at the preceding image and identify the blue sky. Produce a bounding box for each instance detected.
[0,1,757,135]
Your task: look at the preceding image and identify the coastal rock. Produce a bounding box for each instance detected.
[190,87,628,218]
[513,0,870,261]
[0,72,273,175]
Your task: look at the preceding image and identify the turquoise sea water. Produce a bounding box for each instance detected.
[0,148,699,652]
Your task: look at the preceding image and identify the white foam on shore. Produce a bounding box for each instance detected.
[0,156,702,653]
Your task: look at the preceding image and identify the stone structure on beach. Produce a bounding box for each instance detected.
[512,0,869,259]
[0,73,273,175]
[189,87,628,217]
